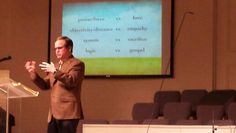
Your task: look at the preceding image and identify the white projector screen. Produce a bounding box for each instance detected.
[50,0,173,77]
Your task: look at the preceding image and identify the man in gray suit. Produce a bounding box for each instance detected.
[25,36,85,133]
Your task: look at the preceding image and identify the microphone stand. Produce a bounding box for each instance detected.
[212,111,217,133]
[145,10,194,133]
[145,109,156,133]
[159,11,194,91]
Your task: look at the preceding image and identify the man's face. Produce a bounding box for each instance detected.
[54,39,71,60]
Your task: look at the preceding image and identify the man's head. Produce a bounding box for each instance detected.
[55,36,73,60]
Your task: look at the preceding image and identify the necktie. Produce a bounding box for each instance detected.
[59,60,63,70]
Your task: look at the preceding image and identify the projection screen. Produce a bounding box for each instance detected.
[50,0,173,77]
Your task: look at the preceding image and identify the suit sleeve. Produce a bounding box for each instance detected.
[30,72,51,90]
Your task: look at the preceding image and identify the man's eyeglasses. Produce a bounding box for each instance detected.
[55,46,66,50]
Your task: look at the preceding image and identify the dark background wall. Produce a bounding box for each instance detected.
[0,0,235,132]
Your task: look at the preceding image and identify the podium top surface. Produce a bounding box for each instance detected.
[0,78,39,98]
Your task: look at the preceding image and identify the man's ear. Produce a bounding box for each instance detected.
[69,47,72,53]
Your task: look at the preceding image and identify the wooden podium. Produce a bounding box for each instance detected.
[0,70,39,133]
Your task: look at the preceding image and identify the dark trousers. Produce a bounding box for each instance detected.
[47,116,79,133]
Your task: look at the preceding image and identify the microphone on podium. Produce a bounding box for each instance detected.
[0,56,12,63]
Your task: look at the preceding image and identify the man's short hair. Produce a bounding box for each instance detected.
[56,36,73,51]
